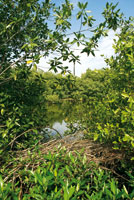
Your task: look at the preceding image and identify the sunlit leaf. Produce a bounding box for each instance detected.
[26,60,33,64]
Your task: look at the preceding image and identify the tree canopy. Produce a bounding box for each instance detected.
[0,0,123,76]
[1,1,134,199]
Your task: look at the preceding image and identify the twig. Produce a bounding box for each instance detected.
[7,128,41,149]
[0,77,13,85]
[101,166,130,183]
[45,126,62,138]
[0,66,12,77]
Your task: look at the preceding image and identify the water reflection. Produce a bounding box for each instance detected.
[42,101,91,138]
[53,120,69,135]
[44,120,69,138]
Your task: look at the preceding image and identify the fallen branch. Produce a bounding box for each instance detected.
[45,126,62,138]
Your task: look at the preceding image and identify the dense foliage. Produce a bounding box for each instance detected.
[1,148,134,199]
[92,20,134,155]
[0,0,124,150]
[0,0,134,199]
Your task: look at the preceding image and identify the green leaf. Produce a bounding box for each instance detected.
[1,109,4,115]
[82,154,87,165]
[27,3,31,7]
[33,64,37,71]
[14,74,17,80]
[91,51,95,56]
[123,134,131,142]
[83,2,88,9]
[78,2,82,9]
[56,19,64,25]
[68,152,75,163]
[65,165,72,175]
[76,183,80,192]
[54,169,57,177]
[85,192,91,199]
[94,133,99,141]
[121,93,129,98]
[123,185,128,195]
[0,175,4,190]
[63,186,69,200]
[21,44,28,49]
[110,179,116,194]
[68,186,75,198]
[77,11,82,19]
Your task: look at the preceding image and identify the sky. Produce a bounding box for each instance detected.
[38,0,134,76]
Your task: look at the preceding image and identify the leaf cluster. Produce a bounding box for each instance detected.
[1,148,134,199]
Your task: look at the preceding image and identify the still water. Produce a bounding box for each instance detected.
[44,120,69,137]
[42,101,90,138]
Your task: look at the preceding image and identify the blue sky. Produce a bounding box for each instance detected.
[39,0,134,76]
[52,0,134,20]
[50,0,134,33]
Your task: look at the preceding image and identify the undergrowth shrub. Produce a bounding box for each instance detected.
[0,148,134,200]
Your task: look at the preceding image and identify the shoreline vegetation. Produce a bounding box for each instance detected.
[0,0,134,199]
[1,131,134,199]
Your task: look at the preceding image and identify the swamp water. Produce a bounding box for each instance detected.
[42,101,91,138]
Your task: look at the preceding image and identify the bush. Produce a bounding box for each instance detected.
[1,148,134,199]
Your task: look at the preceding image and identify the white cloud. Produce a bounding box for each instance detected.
[73,30,118,76]
[38,30,118,76]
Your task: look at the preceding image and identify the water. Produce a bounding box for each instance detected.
[52,120,69,135]
[44,120,69,138]
[42,101,89,138]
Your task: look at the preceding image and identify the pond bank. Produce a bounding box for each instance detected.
[13,130,125,175]
[39,131,124,168]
